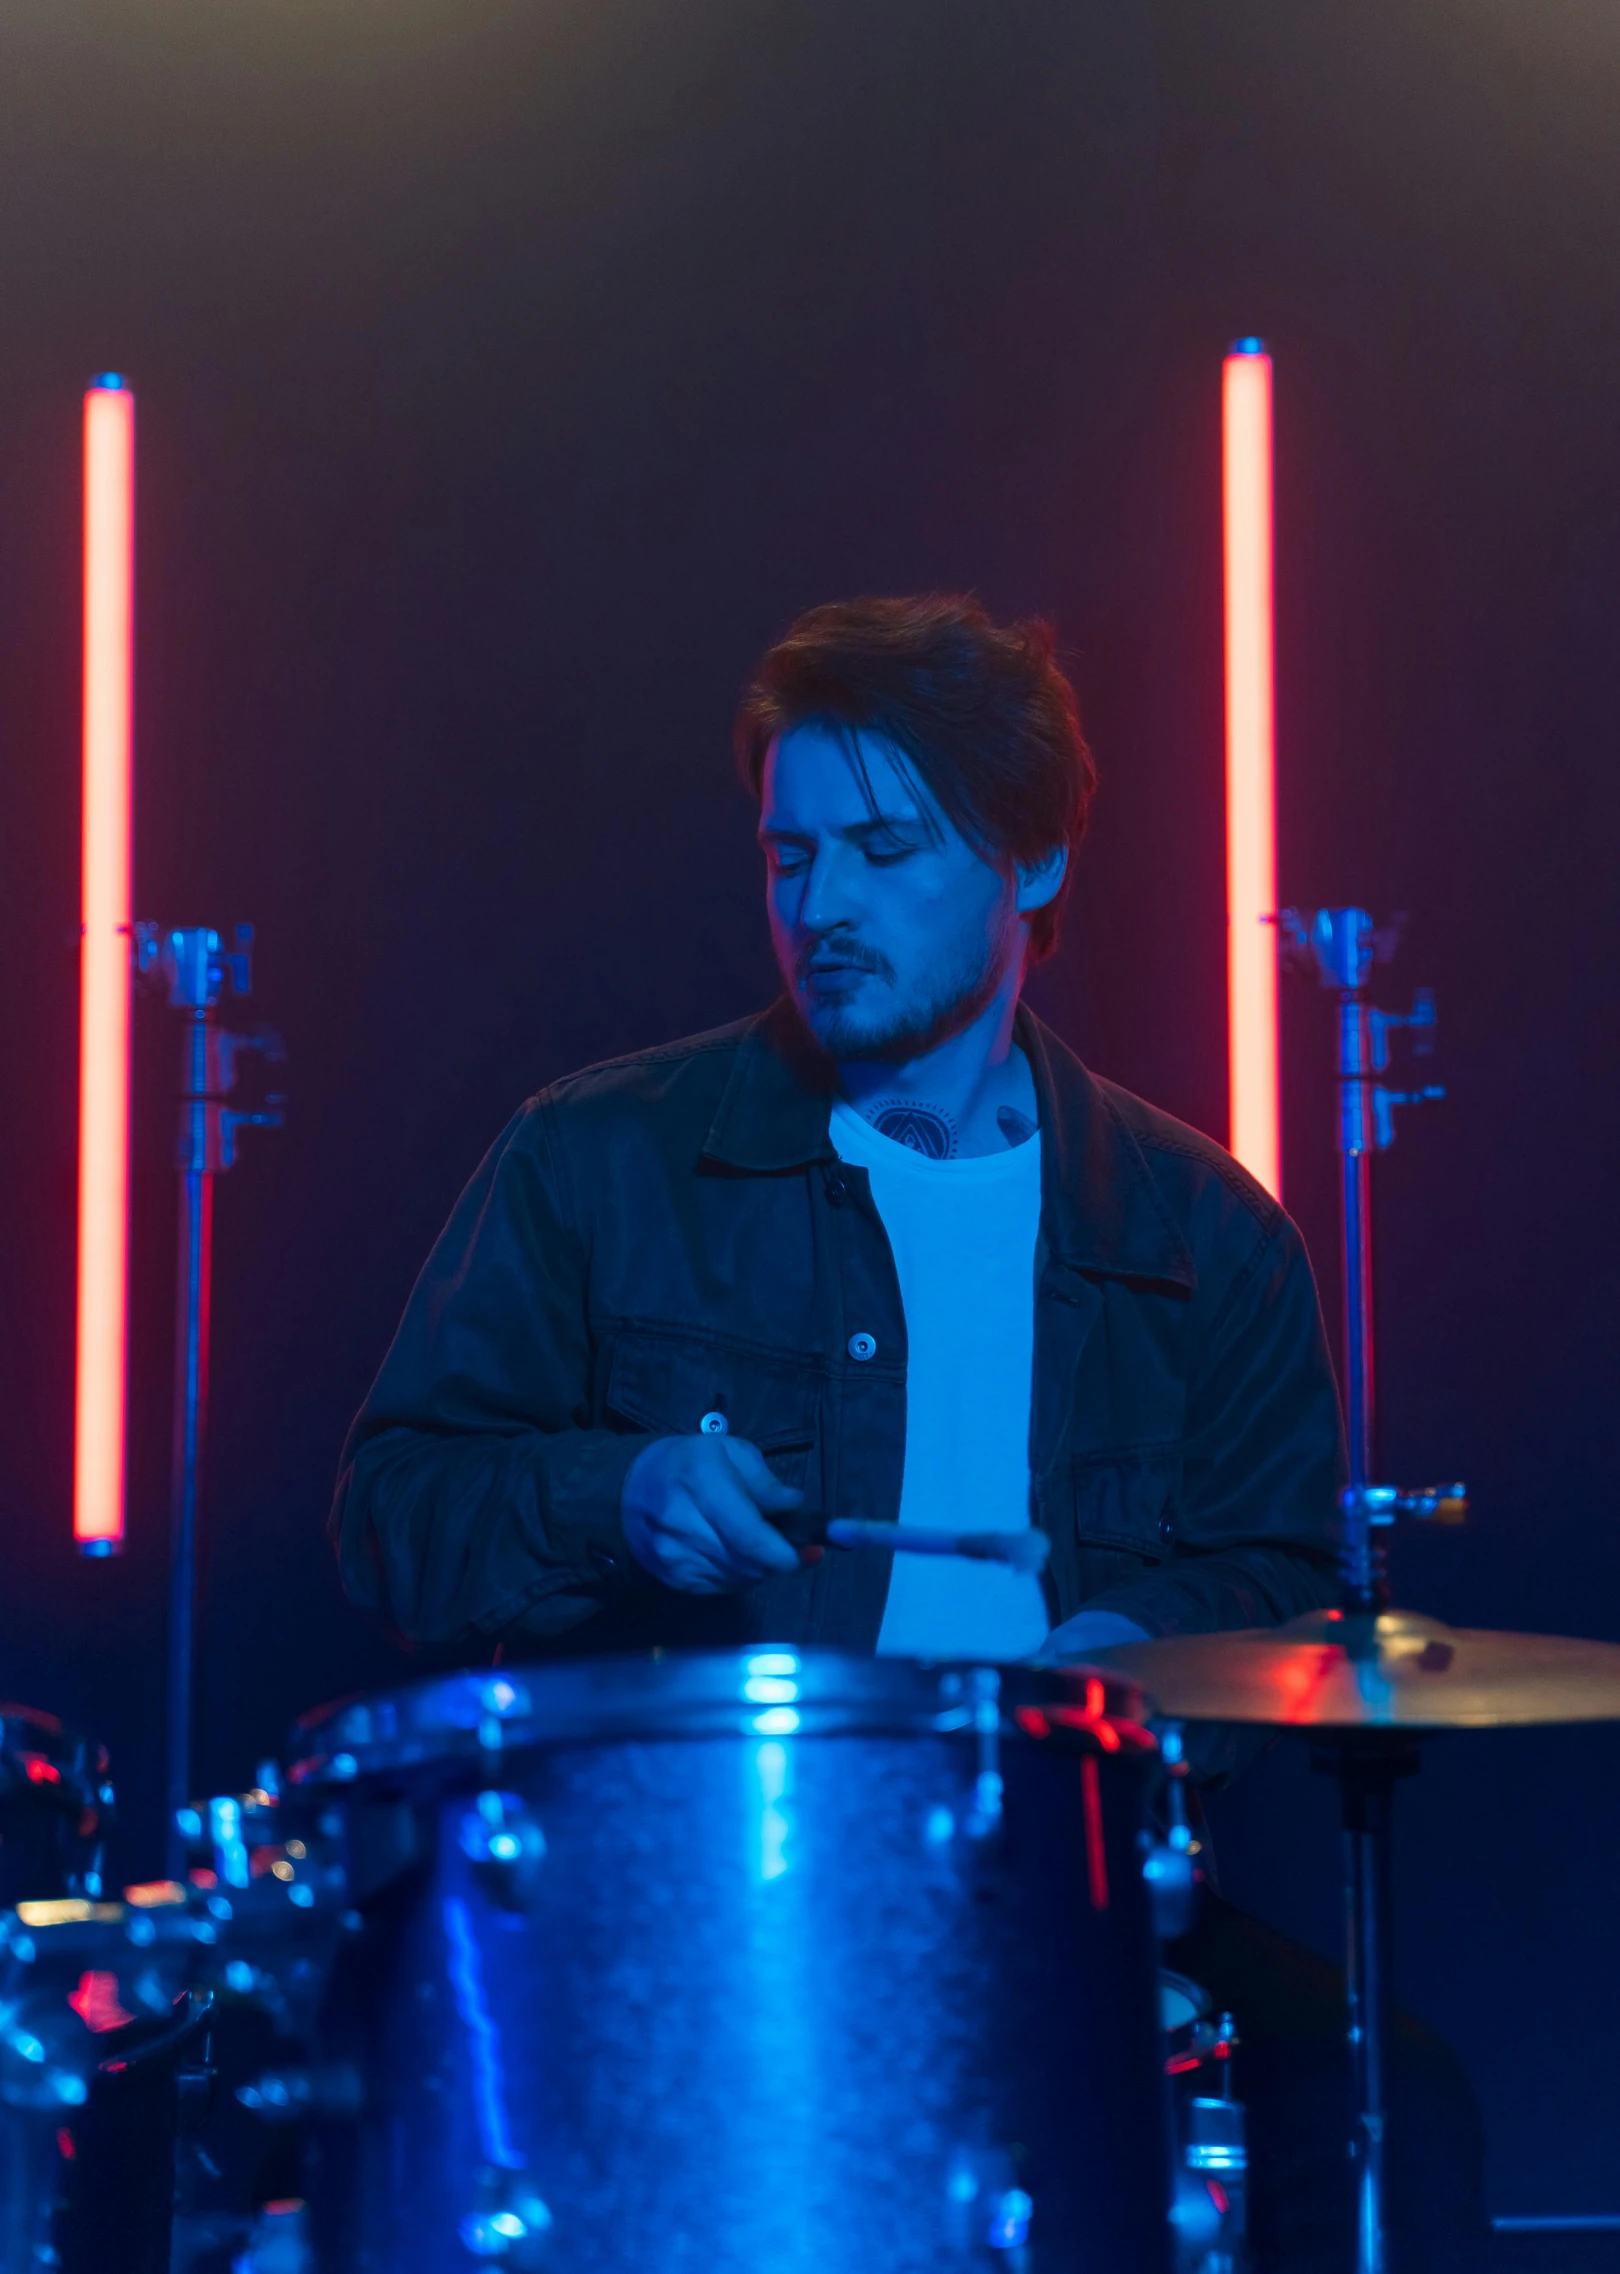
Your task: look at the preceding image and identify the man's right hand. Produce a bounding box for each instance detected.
[620,1434,807,1593]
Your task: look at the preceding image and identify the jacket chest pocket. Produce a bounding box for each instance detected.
[604,1327,822,1492]
[1071,1452,1182,1563]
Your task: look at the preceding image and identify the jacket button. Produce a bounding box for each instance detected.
[847,1332,877,1361]
[1159,1518,1176,1544]
[823,1169,848,1205]
[699,1411,729,1436]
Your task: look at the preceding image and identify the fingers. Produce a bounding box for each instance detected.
[694,1454,801,1576]
[719,1435,805,1512]
[647,1486,748,1593]
[620,1434,804,1592]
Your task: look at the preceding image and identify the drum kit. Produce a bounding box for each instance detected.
[7,1623,1620,2274]
[3,911,1619,2270]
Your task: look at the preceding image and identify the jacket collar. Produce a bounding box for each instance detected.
[702,998,840,1171]
[1015,1006,1196,1290]
[703,999,1196,1290]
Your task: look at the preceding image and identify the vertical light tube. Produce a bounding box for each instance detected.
[1223,339,1280,1199]
[75,375,135,1555]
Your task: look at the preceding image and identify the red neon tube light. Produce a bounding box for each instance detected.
[1222,339,1281,1200]
[75,375,135,1556]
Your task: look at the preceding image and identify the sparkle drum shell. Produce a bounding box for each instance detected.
[290,1650,1173,2274]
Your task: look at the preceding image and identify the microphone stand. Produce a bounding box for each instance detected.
[136,923,284,1877]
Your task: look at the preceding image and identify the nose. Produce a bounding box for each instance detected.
[796,844,859,935]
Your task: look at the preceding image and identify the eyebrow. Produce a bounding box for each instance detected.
[759,813,927,844]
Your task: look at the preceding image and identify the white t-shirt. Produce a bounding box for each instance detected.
[830,1102,1049,1662]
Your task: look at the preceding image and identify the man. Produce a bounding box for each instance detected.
[332,594,1344,1665]
[329,596,1487,2272]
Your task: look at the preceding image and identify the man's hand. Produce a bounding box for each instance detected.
[1036,1609,1151,1664]
[621,1434,806,1593]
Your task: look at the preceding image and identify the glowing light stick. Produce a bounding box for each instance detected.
[74,375,135,1555]
[1222,339,1281,1199]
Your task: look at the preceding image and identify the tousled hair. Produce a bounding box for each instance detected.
[734,593,1096,961]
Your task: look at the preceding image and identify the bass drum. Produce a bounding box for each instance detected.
[288,1650,1172,2274]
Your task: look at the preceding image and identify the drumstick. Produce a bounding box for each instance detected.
[824,1519,1051,1574]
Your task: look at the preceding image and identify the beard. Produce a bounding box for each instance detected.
[787,919,1012,1065]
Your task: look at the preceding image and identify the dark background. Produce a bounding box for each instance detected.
[1,0,1616,2224]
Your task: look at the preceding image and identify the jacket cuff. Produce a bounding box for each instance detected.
[521,1429,651,1590]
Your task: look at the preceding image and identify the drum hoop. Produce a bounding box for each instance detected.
[285,1650,1153,1789]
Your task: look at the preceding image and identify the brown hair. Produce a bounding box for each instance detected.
[735,593,1096,960]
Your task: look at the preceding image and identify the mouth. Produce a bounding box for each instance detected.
[801,958,882,998]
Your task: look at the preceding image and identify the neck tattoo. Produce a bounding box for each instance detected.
[996,1105,1037,1150]
[867,1101,957,1159]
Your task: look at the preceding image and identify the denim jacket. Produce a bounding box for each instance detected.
[331,1000,1344,1656]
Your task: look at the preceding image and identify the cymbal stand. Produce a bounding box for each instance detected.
[135,924,285,1876]
[1281,906,1462,2274]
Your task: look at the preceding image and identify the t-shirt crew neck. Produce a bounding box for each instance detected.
[829,1101,1048,1662]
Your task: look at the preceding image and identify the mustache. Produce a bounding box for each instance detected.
[796,940,895,982]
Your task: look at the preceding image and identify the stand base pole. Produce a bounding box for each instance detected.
[138,922,282,1878]
[166,1153,213,1880]
[1313,1729,1419,2274]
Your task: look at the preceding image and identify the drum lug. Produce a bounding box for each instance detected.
[458,2168,555,2263]
[459,1791,548,1912]
[1143,1720,1201,1939]
[1142,1836,1199,1940]
[944,2143,1034,2258]
[966,1669,1004,1840]
[236,2060,364,2123]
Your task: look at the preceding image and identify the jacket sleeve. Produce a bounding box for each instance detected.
[1080,1215,1345,1639]
[328,1100,647,1650]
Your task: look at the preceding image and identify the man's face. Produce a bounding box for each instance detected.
[759,723,1023,1061]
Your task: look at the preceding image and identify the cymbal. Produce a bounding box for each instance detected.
[1079,1608,1620,1730]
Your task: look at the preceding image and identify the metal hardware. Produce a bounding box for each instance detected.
[1310,1734,1421,2274]
[135,923,285,1877]
[459,1790,548,1910]
[1142,1721,1199,1939]
[209,1795,251,1890]
[237,2062,365,2122]
[1168,2002,1249,2274]
[458,2167,555,2262]
[1277,909,1466,1610]
[966,1668,1003,1837]
[1276,906,1469,2274]
[1184,2099,1245,2174]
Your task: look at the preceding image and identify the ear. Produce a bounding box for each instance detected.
[1014,843,1068,913]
